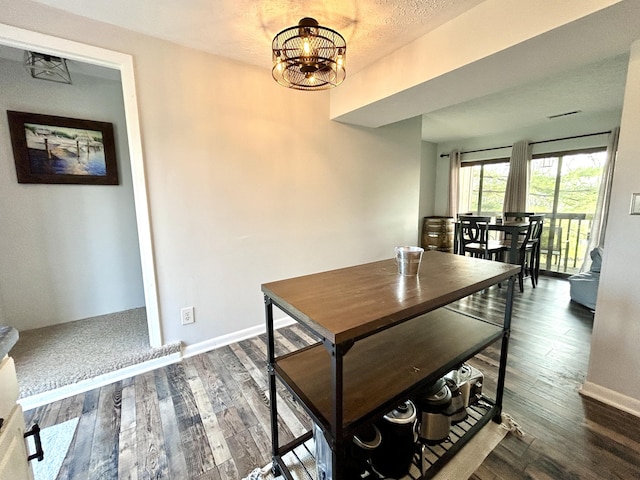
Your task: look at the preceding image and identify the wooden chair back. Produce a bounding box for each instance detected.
[504,211,535,222]
[519,214,545,251]
[458,215,491,255]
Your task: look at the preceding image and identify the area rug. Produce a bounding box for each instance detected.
[31,418,79,480]
[244,414,522,480]
[11,307,182,398]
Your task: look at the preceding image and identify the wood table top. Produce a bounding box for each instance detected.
[262,251,519,344]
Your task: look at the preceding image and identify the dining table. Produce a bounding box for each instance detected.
[454,220,530,264]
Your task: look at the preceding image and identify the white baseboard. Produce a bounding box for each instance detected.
[182,316,296,359]
[19,352,182,411]
[18,316,296,411]
[580,381,640,418]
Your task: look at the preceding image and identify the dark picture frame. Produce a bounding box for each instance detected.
[7,110,119,185]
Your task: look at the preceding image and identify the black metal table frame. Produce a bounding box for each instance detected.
[264,275,516,479]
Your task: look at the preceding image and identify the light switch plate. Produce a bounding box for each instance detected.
[631,193,640,215]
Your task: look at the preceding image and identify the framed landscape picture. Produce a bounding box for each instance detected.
[7,110,119,185]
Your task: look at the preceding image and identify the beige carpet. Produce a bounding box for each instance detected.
[11,307,181,398]
[245,414,521,480]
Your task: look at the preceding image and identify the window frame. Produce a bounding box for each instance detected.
[459,146,606,216]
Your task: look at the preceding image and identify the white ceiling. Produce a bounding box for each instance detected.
[27,0,486,75]
[16,0,632,144]
[422,54,629,144]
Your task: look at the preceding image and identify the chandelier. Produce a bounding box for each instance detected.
[24,51,72,84]
[272,17,346,91]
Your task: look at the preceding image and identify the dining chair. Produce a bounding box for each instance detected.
[541,225,567,272]
[510,214,545,292]
[457,215,506,260]
[502,211,535,244]
[503,211,535,221]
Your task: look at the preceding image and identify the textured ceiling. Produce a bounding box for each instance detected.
[28,0,485,75]
[421,54,629,144]
[15,0,631,144]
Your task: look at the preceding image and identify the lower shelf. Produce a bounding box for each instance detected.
[418,401,495,479]
[274,401,497,480]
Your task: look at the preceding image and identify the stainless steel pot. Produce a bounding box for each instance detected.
[371,400,417,479]
[415,378,452,444]
[444,377,467,424]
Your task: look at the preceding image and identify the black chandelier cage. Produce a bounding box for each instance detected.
[272,17,346,91]
[24,51,72,84]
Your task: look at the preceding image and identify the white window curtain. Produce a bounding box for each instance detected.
[580,127,619,271]
[502,140,531,214]
[447,149,461,218]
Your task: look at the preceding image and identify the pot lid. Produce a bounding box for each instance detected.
[444,377,461,395]
[418,377,446,397]
[383,400,416,424]
[416,383,452,408]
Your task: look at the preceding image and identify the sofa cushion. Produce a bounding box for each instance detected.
[568,271,599,310]
[590,247,603,273]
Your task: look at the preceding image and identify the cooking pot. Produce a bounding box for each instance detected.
[346,423,381,477]
[371,400,417,479]
[444,377,467,424]
[415,378,452,445]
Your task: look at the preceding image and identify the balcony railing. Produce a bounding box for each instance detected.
[479,211,593,276]
[538,213,593,275]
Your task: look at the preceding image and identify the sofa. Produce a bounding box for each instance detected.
[568,248,602,311]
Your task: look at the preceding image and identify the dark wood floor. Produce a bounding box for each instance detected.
[24,277,640,479]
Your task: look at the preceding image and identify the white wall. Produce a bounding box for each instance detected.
[418,141,438,222]
[0,56,144,330]
[584,39,640,407]
[0,1,423,346]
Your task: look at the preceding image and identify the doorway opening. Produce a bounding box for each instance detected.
[0,23,164,406]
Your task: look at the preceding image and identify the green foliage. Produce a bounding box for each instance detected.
[530,153,604,214]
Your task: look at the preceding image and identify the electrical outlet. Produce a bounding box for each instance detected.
[181,306,195,325]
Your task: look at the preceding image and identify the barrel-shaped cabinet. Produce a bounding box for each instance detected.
[421,216,454,253]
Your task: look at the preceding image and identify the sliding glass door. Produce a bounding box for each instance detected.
[529,149,606,274]
[459,148,606,275]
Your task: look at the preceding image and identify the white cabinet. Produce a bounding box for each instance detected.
[0,355,34,480]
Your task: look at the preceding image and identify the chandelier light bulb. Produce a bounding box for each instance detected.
[302,38,311,56]
[337,48,345,68]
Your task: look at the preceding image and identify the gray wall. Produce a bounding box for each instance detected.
[0,56,144,330]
